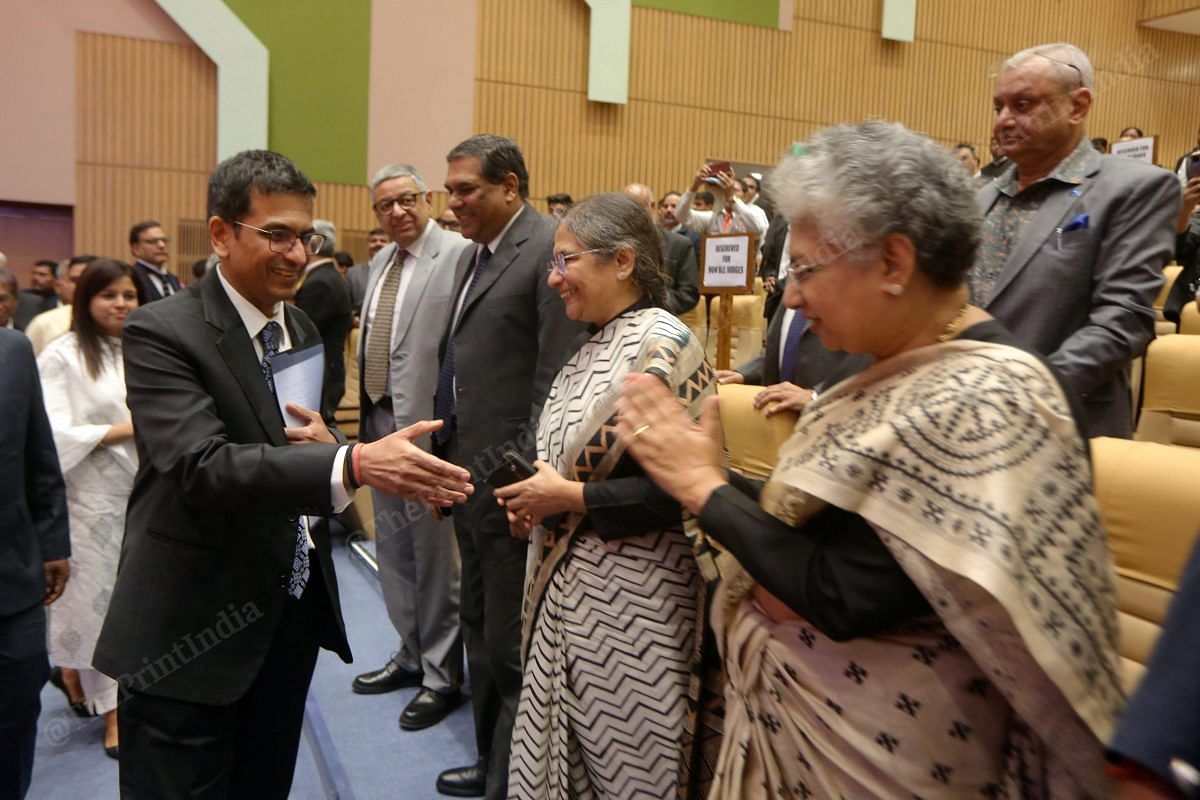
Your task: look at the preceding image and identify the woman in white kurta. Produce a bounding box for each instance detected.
[37,259,142,757]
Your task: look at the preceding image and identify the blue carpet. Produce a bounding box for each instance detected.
[28,537,477,799]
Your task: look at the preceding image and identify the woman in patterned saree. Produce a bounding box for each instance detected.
[495,192,714,798]
[618,122,1122,799]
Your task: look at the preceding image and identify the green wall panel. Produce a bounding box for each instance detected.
[223,0,370,185]
[632,0,779,29]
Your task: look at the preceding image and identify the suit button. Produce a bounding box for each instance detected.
[278,573,289,588]
[288,515,298,524]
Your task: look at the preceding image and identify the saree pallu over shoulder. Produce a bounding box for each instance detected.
[734,338,1120,798]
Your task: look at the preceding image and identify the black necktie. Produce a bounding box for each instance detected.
[778,309,807,383]
[433,246,491,446]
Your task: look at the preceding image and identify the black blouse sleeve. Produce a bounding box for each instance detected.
[699,482,931,640]
[583,475,683,541]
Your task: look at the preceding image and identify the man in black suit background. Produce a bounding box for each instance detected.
[13,260,58,331]
[294,218,353,420]
[0,329,70,799]
[624,183,699,313]
[94,150,473,799]
[129,220,182,302]
[433,134,582,799]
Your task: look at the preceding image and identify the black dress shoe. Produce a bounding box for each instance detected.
[399,688,462,731]
[436,757,487,797]
[350,661,423,695]
[48,666,95,718]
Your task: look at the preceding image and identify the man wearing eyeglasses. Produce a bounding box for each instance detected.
[349,163,473,737]
[94,150,474,799]
[972,42,1179,439]
[129,220,181,301]
[433,134,582,799]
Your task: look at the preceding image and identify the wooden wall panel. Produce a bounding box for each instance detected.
[476,0,1200,209]
[1141,0,1200,21]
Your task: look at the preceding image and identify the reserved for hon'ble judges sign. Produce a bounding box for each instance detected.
[1110,136,1155,165]
[702,233,754,290]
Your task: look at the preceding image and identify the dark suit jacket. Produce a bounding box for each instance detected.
[735,298,869,390]
[662,228,699,313]
[758,215,788,321]
[977,147,1180,439]
[13,291,56,331]
[132,259,182,303]
[294,260,353,420]
[0,330,69,617]
[93,272,351,706]
[1164,215,1199,324]
[347,262,371,316]
[436,204,583,529]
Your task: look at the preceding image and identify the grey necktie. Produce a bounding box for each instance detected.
[363,251,406,403]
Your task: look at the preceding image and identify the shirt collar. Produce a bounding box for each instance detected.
[215,265,287,341]
[998,137,1096,197]
[136,258,169,277]
[484,204,525,256]
[406,219,435,260]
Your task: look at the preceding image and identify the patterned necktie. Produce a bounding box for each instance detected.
[778,309,807,383]
[721,209,733,233]
[433,246,491,446]
[260,321,310,599]
[363,251,406,403]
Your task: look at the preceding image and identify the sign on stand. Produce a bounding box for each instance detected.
[699,232,756,371]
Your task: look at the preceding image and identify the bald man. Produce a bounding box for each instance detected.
[623,183,699,314]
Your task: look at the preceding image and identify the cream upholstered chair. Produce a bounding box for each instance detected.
[1181,301,1200,335]
[1091,437,1200,693]
[1153,264,1182,336]
[677,297,708,351]
[717,383,797,479]
[1135,334,1200,448]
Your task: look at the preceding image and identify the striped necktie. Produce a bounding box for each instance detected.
[363,251,406,403]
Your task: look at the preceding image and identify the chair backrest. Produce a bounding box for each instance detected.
[1135,334,1200,447]
[1153,263,1182,315]
[1181,301,1200,335]
[1091,437,1200,693]
[717,383,797,479]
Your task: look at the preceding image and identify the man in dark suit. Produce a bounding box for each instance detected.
[13,260,57,331]
[93,150,473,799]
[758,213,789,321]
[347,227,389,322]
[293,219,353,420]
[624,183,699,313]
[434,134,583,799]
[129,220,182,302]
[0,329,70,799]
[974,43,1180,439]
[1164,180,1199,327]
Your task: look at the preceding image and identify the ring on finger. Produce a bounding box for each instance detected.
[631,423,652,439]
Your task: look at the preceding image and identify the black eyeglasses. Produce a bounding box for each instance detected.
[233,221,325,255]
[373,193,422,215]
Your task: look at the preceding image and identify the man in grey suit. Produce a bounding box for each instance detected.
[433,135,583,799]
[349,163,473,734]
[973,42,1180,439]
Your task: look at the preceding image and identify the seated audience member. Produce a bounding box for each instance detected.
[676,164,768,239]
[546,192,573,219]
[436,207,461,232]
[14,260,58,331]
[129,220,181,301]
[1164,176,1200,325]
[619,121,1120,799]
[0,269,17,329]
[0,328,69,800]
[333,251,354,280]
[1117,126,1145,142]
[1092,136,1110,153]
[38,259,145,759]
[978,136,1010,179]
[691,189,715,211]
[973,42,1179,439]
[1107,534,1200,800]
[26,256,95,355]
[496,193,712,799]
[347,227,389,320]
[294,220,353,420]
[624,182,699,313]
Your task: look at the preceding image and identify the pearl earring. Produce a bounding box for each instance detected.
[885,284,904,296]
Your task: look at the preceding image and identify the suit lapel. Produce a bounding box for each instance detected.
[456,204,534,327]
[392,228,441,351]
[203,276,288,446]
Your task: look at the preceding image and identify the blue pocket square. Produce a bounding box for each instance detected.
[1062,213,1090,233]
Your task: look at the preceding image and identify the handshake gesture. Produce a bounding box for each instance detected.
[353,419,474,507]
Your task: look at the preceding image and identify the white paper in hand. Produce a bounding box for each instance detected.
[269,342,325,427]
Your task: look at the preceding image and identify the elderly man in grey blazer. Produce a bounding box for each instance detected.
[351,164,475,733]
[973,42,1180,439]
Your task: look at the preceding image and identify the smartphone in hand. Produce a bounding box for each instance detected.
[485,450,537,488]
[704,160,733,184]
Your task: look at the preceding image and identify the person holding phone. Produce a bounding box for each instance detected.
[494,193,714,799]
[674,162,768,239]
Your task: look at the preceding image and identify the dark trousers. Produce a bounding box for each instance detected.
[453,489,527,800]
[0,606,49,800]
[117,556,332,799]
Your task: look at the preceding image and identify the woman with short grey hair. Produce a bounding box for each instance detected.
[496,193,713,798]
[618,121,1120,798]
